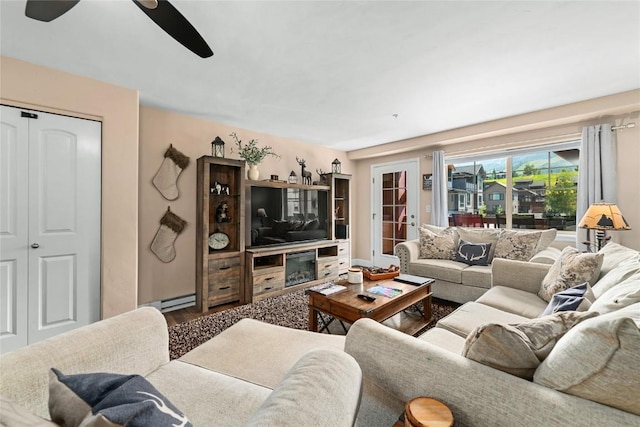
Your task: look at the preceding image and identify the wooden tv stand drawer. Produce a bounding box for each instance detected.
[253,270,285,296]
[317,258,339,281]
[245,241,343,302]
[337,240,350,274]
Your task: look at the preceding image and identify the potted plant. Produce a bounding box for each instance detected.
[230,132,279,180]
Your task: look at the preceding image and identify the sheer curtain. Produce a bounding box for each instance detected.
[432,150,449,227]
[576,124,617,250]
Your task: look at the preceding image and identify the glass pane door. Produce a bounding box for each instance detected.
[382,171,408,255]
[372,159,419,268]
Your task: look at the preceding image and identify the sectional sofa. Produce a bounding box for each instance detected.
[354,241,639,426]
[0,309,362,426]
[2,242,638,426]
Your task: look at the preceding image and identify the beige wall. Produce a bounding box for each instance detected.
[138,106,354,303]
[0,56,139,318]
[351,91,640,261]
[4,55,637,306]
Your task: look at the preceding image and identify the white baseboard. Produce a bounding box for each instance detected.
[351,258,373,268]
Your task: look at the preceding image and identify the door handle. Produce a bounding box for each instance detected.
[410,222,415,226]
[31,243,40,249]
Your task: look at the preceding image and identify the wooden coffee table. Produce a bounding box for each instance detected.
[308,277,433,334]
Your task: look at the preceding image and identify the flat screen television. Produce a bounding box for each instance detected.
[247,185,330,248]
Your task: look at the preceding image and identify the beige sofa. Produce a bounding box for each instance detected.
[3,242,638,427]
[189,241,639,426]
[395,226,561,303]
[0,308,362,426]
[351,241,639,426]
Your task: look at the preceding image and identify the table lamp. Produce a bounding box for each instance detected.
[578,202,630,251]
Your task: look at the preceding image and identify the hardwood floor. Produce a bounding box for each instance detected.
[163,301,241,327]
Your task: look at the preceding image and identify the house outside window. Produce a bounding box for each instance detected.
[447,164,485,214]
[446,141,579,231]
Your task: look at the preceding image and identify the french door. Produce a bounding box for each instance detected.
[371,159,419,267]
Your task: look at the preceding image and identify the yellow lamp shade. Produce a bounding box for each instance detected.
[578,202,631,230]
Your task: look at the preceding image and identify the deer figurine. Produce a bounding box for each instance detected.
[313,168,328,185]
[296,157,312,185]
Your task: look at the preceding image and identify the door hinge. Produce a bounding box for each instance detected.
[372,177,375,184]
[372,250,375,256]
[21,111,38,119]
[372,213,376,220]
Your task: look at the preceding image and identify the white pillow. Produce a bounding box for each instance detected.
[597,242,640,278]
[533,303,640,416]
[462,310,598,380]
[536,228,558,252]
[592,258,640,298]
[590,273,640,314]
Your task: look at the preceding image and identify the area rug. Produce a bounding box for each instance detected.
[168,290,459,359]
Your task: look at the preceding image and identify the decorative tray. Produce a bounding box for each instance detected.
[362,265,400,280]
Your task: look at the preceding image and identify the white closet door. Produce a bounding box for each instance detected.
[0,106,30,351]
[0,105,101,352]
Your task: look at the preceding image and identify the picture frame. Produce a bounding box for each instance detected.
[423,174,432,190]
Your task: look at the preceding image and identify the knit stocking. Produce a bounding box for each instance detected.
[151,208,187,263]
[152,144,190,201]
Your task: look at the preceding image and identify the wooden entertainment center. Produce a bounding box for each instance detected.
[245,240,347,302]
[196,155,351,311]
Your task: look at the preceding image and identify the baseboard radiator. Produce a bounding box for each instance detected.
[159,294,196,313]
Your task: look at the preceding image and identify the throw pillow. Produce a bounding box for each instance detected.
[418,226,458,260]
[49,369,192,427]
[455,227,501,262]
[454,240,492,266]
[541,282,595,316]
[538,246,604,302]
[591,259,640,298]
[302,218,319,230]
[420,224,446,234]
[536,228,558,253]
[533,303,640,416]
[596,241,640,278]
[462,310,598,380]
[589,272,640,314]
[494,229,542,261]
[290,218,305,231]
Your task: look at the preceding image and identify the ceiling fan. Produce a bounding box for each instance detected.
[25,0,213,58]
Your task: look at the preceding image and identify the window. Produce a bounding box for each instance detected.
[446,141,579,231]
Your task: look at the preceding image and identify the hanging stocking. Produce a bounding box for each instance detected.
[151,207,187,263]
[152,144,190,200]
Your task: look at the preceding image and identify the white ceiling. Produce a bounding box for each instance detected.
[1,1,639,151]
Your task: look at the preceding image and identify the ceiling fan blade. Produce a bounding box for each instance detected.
[25,0,80,22]
[131,0,213,58]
